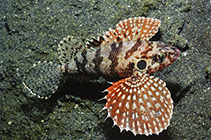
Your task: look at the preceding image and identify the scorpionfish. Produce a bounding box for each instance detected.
[23,17,180,136]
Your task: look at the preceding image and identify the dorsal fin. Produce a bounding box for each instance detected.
[58,36,85,65]
[87,17,161,47]
[86,36,104,48]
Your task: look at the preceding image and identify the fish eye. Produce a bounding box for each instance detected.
[153,52,167,63]
[137,60,147,70]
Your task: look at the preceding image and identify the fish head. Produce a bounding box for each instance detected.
[132,41,180,74]
[147,41,180,74]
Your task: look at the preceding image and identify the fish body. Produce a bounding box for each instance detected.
[23,17,180,136]
[60,40,179,78]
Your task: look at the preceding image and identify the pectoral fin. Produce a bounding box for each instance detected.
[103,73,173,135]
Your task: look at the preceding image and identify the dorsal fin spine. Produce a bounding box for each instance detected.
[62,17,161,58]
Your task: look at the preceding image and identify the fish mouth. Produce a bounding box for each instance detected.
[174,47,180,60]
[169,46,180,62]
[160,43,180,62]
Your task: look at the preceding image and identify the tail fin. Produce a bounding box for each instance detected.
[23,61,63,99]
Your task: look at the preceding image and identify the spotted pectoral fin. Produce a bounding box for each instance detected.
[103,73,173,136]
[87,17,160,47]
[115,17,161,42]
[58,36,86,65]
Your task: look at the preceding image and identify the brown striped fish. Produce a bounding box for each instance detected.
[23,17,180,136]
